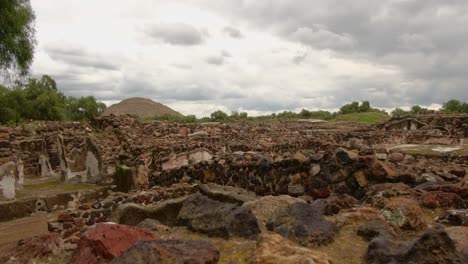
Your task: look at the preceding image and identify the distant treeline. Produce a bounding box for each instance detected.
[1,75,466,125]
[0,75,106,125]
[148,99,468,123]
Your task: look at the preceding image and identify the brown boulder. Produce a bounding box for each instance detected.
[243,195,306,232]
[72,223,156,264]
[446,226,468,263]
[112,239,219,264]
[421,191,463,209]
[382,197,427,230]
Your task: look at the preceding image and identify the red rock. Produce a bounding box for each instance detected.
[424,184,468,199]
[79,203,92,210]
[72,223,156,264]
[449,167,465,178]
[64,227,80,238]
[310,187,331,199]
[57,213,74,222]
[421,191,463,209]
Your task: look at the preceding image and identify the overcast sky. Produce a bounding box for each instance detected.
[30,0,468,117]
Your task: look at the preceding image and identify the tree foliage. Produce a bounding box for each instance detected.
[0,75,106,124]
[0,0,36,76]
[441,99,468,113]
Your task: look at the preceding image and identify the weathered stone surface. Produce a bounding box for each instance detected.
[0,160,23,200]
[111,196,188,226]
[225,206,261,240]
[311,194,358,215]
[242,195,306,232]
[112,239,220,264]
[174,192,261,239]
[267,202,339,247]
[137,219,171,232]
[436,209,468,226]
[335,147,358,163]
[371,161,397,181]
[287,184,305,196]
[336,207,385,227]
[198,182,257,205]
[253,233,332,264]
[388,152,405,162]
[8,233,63,261]
[177,193,237,238]
[421,191,464,209]
[72,223,156,264]
[382,197,427,230]
[357,220,398,241]
[446,226,468,263]
[365,225,462,264]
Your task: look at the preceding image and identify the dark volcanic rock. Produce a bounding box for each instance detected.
[177,193,237,238]
[226,206,261,240]
[267,202,339,247]
[198,183,257,205]
[311,194,358,215]
[112,239,220,264]
[365,225,462,264]
[335,147,358,163]
[357,220,398,241]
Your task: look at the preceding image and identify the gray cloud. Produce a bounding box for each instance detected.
[205,51,231,65]
[193,0,468,106]
[45,45,119,70]
[292,52,308,65]
[223,26,243,38]
[145,23,205,45]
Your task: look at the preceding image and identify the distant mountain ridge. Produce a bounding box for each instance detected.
[103,97,183,119]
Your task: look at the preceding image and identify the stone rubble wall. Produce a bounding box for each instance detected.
[0,114,467,200]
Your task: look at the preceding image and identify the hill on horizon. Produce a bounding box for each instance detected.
[103,97,183,119]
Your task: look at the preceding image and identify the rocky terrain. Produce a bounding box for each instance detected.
[0,113,467,263]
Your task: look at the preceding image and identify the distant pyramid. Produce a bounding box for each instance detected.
[103,97,183,119]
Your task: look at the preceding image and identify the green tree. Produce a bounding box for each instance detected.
[66,96,106,121]
[0,0,36,76]
[210,110,228,122]
[391,107,409,117]
[22,75,66,120]
[441,99,468,113]
[359,101,371,112]
[339,101,360,115]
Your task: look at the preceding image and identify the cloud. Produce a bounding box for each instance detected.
[44,45,119,70]
[205,51,231,65]
[223,26,243,38]
[145,22,205,45]
[292,52,308,65]
[26,0,468,118]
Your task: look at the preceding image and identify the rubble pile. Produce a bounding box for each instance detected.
[0,114,467,263]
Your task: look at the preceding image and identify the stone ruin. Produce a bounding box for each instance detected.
[0,114,466,263]
[1,113,466,200]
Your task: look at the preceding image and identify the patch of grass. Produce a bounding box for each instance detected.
[23,180,101,192]
[332,112,390,124]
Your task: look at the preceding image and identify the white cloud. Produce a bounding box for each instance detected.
[27,0,467,117]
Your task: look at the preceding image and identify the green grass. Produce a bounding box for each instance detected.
[332,112,390,124]
[23,180,101,192]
